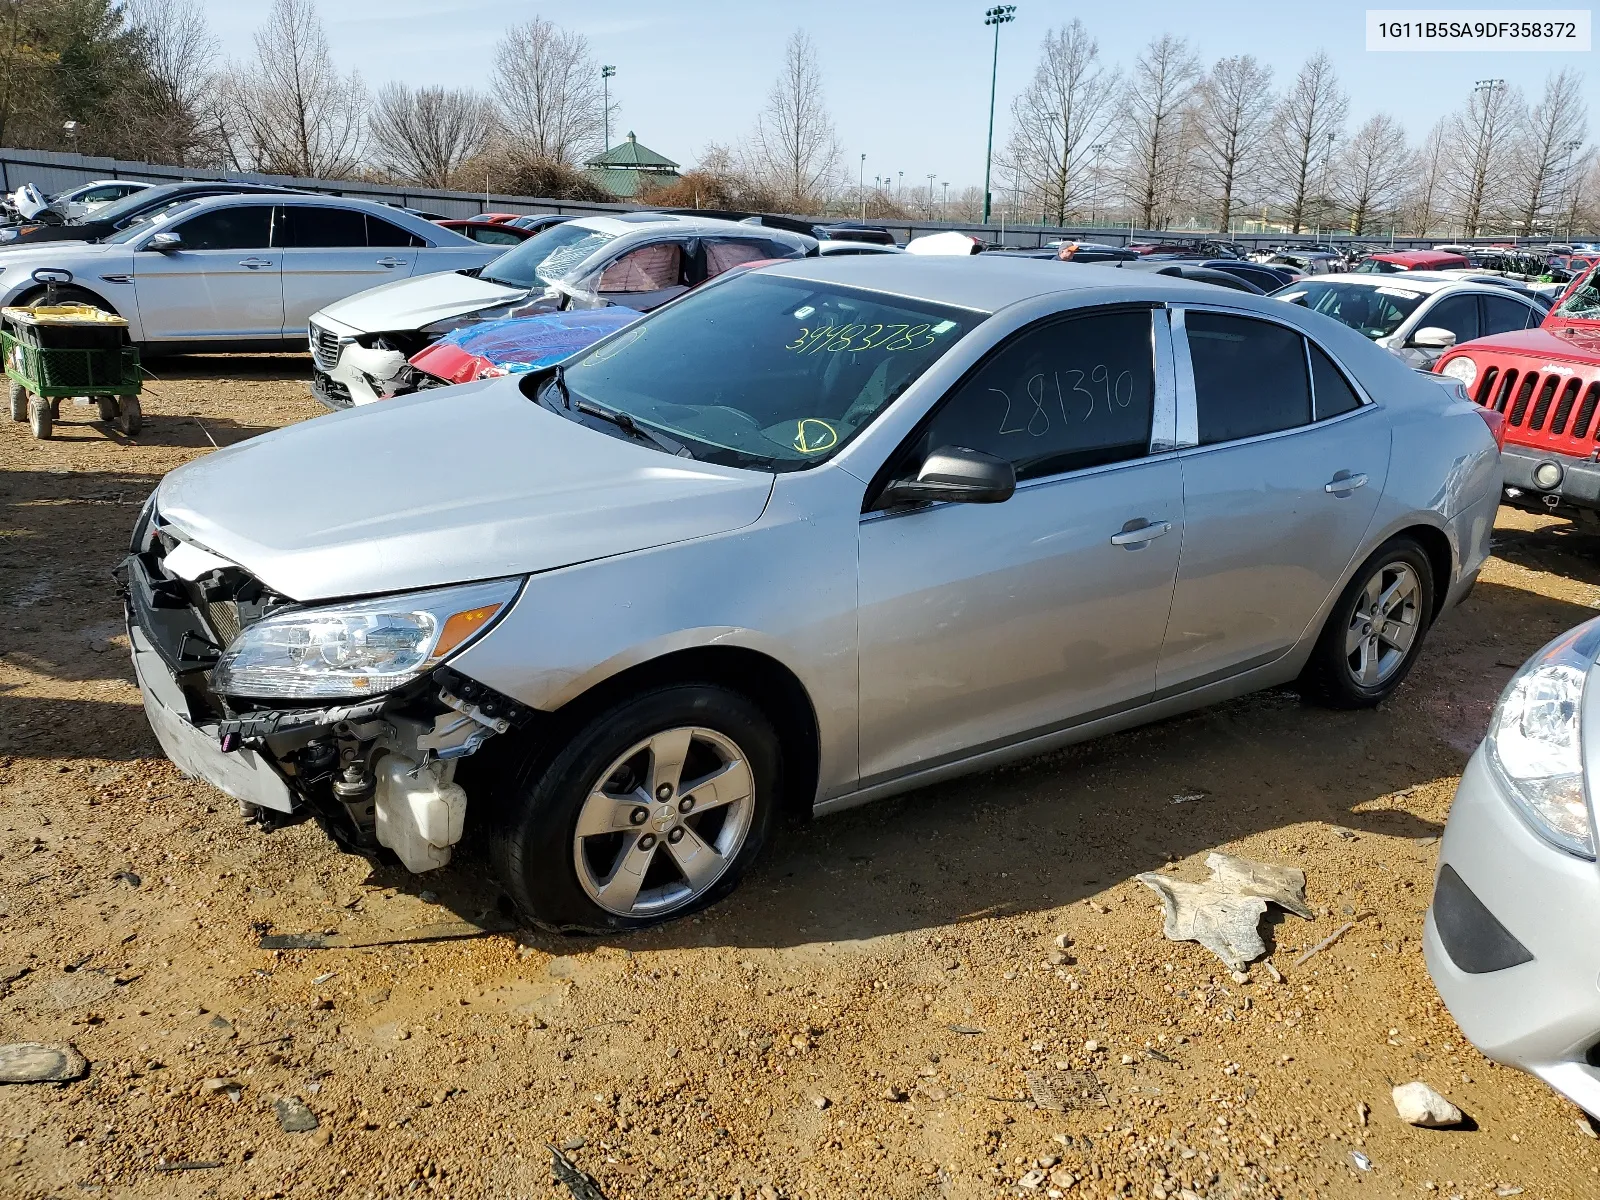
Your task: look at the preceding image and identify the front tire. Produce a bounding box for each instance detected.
[27,393,50,439]
[117,395,141,436]
[1300,536,1434,709]
[489,684,780,933]
[8,379,25,422]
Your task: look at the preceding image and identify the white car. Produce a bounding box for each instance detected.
[0,193,498,352]
[49,179,151,222]
[308,213,813,406]
[1273,275,1547,369]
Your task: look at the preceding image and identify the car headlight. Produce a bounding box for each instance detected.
[212,577,522,701]
[1485,623,1600,858]
[1440,356,1477,387]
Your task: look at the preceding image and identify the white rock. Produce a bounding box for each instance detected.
[1392,1081,1464,1127]
[1018,1169,1047,1189]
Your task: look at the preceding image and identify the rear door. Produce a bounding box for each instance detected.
[1158,309,1388,693]
[1482,292,1541,334]
[131,202,282,342]
[277,206,419,334]
[588,240,690,311]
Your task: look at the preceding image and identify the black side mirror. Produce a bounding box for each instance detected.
[879,445,1016,508]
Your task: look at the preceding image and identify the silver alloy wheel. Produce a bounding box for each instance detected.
[1345,561,1421,687]
[572,725,755,918]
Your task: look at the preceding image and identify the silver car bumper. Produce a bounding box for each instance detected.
[129,622,295,814]
[1424,746,1600,1116]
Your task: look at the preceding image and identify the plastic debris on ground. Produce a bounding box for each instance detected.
[1136,852,1314,970]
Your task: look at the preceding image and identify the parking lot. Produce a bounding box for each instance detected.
[2,362,1599,1200]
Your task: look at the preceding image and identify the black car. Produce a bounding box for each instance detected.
[814,223,896,247]
[1200,259,1298,291]
[0,180,300,247]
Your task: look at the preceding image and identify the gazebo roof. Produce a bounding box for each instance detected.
[587,132,679,171]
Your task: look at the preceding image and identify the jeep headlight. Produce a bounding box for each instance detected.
[212,578,521,701]
[1440,355,1477,388]
[1485,623,1600,858]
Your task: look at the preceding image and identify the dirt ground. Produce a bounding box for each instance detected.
[2,360,1599,1200]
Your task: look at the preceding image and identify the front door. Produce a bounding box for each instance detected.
[278,206,419,334]
[856,308,1185,783]
[1158,309,1389,693]
[132,202,282,342]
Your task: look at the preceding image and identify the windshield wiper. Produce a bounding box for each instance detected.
[574,398,693,458]
[553,363,571,408]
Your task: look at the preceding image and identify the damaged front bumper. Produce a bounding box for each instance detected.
[117,535,531,873]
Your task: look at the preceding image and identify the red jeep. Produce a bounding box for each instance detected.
[1433,262,1600,518]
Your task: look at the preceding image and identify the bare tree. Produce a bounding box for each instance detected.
[229,0,366,177]
[1445,80,1522,236]
[1333,113,1409,235]
[1511,69,1587,237]
[1003,21,1120,226]
[1395,119,1449,236]
[1192,54,1274,232]
[1121,34,1200,229]
[368,83,492,188]
[747,30,841,212]
[124,0,221,164]
[1264,52,1347,233]
[492,17,603,166]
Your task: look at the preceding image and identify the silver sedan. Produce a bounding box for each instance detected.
[122,256,1503,931]
[1426,619,1600,1117]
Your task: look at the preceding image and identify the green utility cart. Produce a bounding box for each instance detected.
[3,303,143,439]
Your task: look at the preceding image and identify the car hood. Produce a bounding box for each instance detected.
[155,378,775,602]
[1457,326,1600,365]
[313,270,528,335]
[0,240,126,266]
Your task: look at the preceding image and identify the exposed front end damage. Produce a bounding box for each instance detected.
[116,502,530,873]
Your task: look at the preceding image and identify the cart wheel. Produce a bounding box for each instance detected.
[117,396,141,436]
[8,379,24,422]
[94,395,118,423]
[28,393,51,439]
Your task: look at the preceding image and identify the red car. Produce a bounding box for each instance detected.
[1355,249,1471,273]
[430,219,534,246]
[1434,260,1600,518]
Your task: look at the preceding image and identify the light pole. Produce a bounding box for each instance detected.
[897,170,903,203]
[981,5,1016,225]
[927,172,938,216]
[1468,78,1506,237]
[859,154,866,220]
[1559,138,1582,241]
[601,66,616,151]
[1316,130,1335,240]
[1089,141,1106,227]
[942,180,950,218]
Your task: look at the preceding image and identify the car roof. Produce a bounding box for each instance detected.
[1296,274,1455,294]
[565,213,809,240]
[145,191,469,244]
[756,254,1262,314]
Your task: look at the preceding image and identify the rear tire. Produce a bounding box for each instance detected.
[1299,536,1434,709]
[488,683,780,933]
[117,395,141,436]
[27,393,51,439]
[8,379,24,422]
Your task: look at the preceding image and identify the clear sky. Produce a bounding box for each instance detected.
[203,0,1598,192]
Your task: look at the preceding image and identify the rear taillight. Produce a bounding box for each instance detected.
[1475,404,1507,450]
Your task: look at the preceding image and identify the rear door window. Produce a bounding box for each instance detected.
[366,214,425,247]
[704,239,772,278]
[1482,293,1537,334]
[280,206,367,248]
[1185,312,1311,444]
[598,243,685,293]
[170,204,274,250]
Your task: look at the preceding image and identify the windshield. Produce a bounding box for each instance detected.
[104,199,199,244]
[1554,264,1600,321]
[1274,280,1426,339]
[551,274,983,470]
[87,184,196,226]
[480,222,618,289]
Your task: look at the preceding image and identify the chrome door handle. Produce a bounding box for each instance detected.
[238,257,272,269]
[1324,472,1369,494]
[1110,520,1173,546]
[376,257,407,268]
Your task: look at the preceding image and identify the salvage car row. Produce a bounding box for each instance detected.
[6,174,1594,1127]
